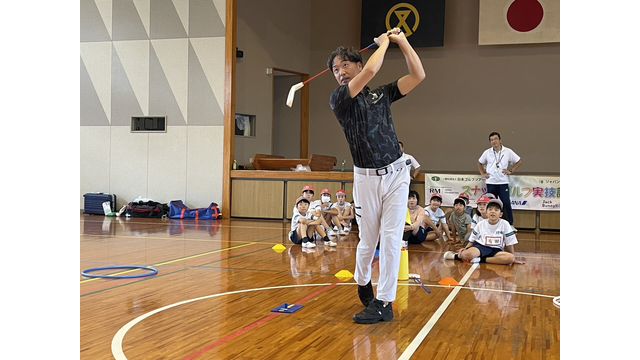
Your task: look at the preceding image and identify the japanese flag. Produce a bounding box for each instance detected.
[478,0,559,45]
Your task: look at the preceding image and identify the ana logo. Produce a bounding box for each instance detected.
[431,176,440,181]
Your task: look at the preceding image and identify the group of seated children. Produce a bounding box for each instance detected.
[289,185,354,248]
[404,191,521,265]
[444,197,522,265]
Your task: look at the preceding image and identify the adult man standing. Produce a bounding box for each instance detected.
[399,141,421,180]
[327,28,425,324]
[477,132,522,232]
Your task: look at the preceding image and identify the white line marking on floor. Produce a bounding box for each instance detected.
[111,283,334,360]
[111,274,557,360]
[398,263,480,360]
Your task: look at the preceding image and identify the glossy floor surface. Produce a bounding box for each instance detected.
[80,215,560,359]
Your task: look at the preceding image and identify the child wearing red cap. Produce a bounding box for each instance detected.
[330,189,354,235]
[292,186,337,247]
[471,195,491,231]
[444,192,473,228]
[424,192,453,241]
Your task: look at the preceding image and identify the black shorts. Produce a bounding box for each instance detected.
[289,230,302,245]
[407,226,427,244]
[471,243,503,258]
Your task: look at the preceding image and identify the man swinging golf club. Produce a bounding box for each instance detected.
[327,28,425,324]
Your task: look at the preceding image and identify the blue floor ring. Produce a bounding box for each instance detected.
[81,265,158,279]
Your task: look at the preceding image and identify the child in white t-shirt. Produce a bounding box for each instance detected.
[290,195,336,248]
[289,197,317,248]
[444,199,524,265]
[467,195,491,247]
[470,195,491,231]
[424,192,452,241]
[329,189,354,235]
[292,185,336,246]
[319,188,336,236]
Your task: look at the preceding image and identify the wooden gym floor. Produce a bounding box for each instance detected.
[80,214,560,360]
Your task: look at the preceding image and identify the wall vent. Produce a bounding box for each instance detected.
[131,116,167,132]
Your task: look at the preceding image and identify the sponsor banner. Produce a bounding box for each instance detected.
[425,174,560,211]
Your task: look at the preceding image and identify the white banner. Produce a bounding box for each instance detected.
[424,174,560,211]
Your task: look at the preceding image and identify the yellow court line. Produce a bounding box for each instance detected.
[80,242,256,283]
[80,232,285,244]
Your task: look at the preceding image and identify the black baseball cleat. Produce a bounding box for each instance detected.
[358,281,374,307]
[353,299,393,324]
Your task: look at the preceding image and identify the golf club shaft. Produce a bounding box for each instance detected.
[303,42,377,85]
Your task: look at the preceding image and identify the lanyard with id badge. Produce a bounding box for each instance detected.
[493,149,504,174]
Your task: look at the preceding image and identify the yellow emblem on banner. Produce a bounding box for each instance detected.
[386,3,420,36]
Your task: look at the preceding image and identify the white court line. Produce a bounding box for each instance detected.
[111,283,334,360]
[398,263,480,360]
[112,274,556,359]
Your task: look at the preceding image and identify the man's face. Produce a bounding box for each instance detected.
[489,135,501,149]
[332,57,362,85]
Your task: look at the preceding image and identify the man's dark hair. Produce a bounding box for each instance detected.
[327,46,363,71]
[454,198,466,207]
[408,190,420,204]
[489,132,501,140]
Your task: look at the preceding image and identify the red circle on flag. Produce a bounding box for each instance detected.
[506,0,544,32]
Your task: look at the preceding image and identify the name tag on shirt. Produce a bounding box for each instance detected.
[484,235,502,246]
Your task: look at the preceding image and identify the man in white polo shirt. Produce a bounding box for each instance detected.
[477,132,522,232]
[399,141,421,180]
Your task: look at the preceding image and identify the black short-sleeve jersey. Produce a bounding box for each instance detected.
[329,81,405,169]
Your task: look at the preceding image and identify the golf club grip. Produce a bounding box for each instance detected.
[302,43,377,85]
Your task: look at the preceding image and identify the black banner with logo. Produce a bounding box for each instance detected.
[360,0,446,48]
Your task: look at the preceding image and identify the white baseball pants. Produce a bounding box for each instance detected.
[352,156,410,303]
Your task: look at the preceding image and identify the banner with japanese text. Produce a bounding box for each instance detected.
[424,174,560,211]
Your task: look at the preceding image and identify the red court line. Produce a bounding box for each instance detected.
[181,282,339,360]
